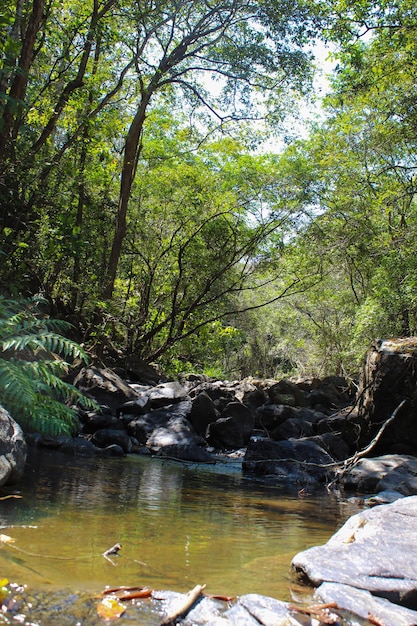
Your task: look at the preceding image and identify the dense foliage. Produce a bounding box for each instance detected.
[1,0,416,381]
[0,297,96,434]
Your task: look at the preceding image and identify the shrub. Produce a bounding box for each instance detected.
[0,296,96,435]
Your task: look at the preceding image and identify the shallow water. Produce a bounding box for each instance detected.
[0,449,358,601]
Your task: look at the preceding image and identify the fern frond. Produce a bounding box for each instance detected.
[1,332,87,361]
[0,359,37,407]
[0,297,96,435]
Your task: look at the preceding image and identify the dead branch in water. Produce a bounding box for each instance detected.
[160,584,206,625]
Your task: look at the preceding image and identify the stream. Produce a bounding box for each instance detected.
[0,448,360,609]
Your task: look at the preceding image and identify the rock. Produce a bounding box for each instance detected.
[80,412,123,434]
[146,381,190,408]
[309,432,350,461]
[315,582,417,626]
[0,406,27,485]
[116,395,151,417]
[243,437,334,487]
[354,338,417,453]
[206,416,246,449]
[91,428,132,452]
[255,404,297,432]
[341,454,417,495]
[220,402,254,443]
[147,414,200,450]
[73,367,139,409]
[188,392,219,436]
[270,417,314,440]
[267,379,307,406]
[59,437,103,456]
[291,495,417,609]
[156,443,213,463]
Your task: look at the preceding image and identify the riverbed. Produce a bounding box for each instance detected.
[0,448,359,601]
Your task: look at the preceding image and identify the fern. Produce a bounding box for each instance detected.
[0,296,97,435]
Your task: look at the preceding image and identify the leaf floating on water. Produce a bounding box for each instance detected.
[102,586,153,600]
[207,594,236,602]
[97,596,126,620]
[0,579,9,602]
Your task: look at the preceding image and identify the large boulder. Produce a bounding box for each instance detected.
[315,582,417,626]
[243,437,334,487]
[354,338,417,453]
[292,495,417,609]
[0,406,27,485]
[73,366,139,409]
[341,454,417,495]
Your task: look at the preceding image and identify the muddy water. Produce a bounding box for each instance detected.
[0,449,356,600]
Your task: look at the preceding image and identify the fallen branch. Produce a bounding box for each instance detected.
[160,584,206,626]
[327,399,408,488]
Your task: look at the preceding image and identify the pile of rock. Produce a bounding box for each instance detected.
[42,366,354,488]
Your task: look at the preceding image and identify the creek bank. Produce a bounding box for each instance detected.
[292,495,417,625]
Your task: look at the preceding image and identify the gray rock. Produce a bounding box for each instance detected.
[315,582,417,626]
[0,406,27,485]
[73,367,139,409]
[146,381,190,408]
[342,454,417,494]
[292,495,417,608]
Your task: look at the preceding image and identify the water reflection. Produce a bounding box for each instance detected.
[0,449,356,600]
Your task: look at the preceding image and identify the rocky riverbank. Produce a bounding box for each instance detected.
[3,338,417,623]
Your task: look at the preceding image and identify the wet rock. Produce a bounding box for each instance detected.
[292,495,417,609]
[309,432,350,461]
[156,443,213,463]
[315,582,417,626]
[243,437,334,487]
[0,405,27,485]
[341,454,417,495]
[59,437,103,456]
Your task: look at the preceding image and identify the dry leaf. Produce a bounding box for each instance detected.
[97,596,126,620]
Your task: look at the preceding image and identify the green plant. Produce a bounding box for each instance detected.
[0,296,96,435]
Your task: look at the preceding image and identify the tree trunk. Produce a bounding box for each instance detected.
[102,93,151,299]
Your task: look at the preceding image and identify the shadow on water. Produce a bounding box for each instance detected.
[0,448,359,601]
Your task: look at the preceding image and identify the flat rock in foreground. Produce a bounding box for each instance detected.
[291,495,417,609]
[315,582,417,626]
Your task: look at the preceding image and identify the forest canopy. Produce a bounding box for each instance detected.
[1,0,416,379]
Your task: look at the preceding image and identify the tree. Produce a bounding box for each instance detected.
[101,0,320,297]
